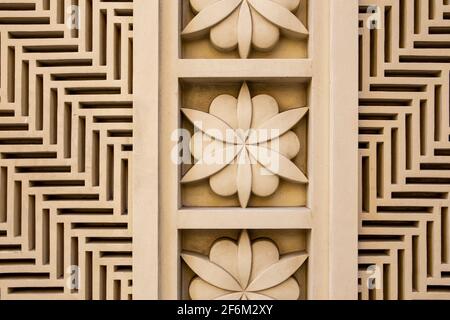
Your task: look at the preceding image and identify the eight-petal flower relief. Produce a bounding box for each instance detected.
[182,230,308,300]
[182,0,308,58]
[181,82,308,208]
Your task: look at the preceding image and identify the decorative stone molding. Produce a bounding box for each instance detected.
[182,0,309,58]
[0,0,133,300]
[358,0,450,300]
[0,0,361,301]
[182,0,308,58]
[181,82,308,208]
[182,230,308,300]
[145,0,358,300]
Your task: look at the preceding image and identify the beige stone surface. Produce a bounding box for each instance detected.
[0,0,364,301]
[180,81,309,208]
[181,229,308,300]
[150,0,358,300]
[0,0,133,300]
[181,0,309,59]
[358,0,450,300]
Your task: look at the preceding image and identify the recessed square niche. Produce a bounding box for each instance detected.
[179,80,309,208]
[180,229,309,300]
[180,0,309,59]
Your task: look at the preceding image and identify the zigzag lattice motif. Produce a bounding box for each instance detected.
[0,0,133,300]
[359,0,450,300]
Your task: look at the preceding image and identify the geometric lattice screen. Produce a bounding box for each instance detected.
[0,0,132,300]
[2,0,450,301]
[359,0,450,300]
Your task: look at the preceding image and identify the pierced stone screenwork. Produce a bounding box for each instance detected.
[359,0,450,300]
[0,0,133,300]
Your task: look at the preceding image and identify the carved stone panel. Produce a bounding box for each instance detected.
[359,0,450,300]
[180,81,309,208]
[181,0,309,59]
[181,229,308,300]
[149,0,358,301]
[0,0,360,301]
[0,0,133,300]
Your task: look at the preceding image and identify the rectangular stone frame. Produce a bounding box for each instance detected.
[133,0,359,300]
[133,0,160,300]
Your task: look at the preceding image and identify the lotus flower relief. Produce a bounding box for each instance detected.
[182,230,308,300]
[182,0,308,58]
[181,82,308,208]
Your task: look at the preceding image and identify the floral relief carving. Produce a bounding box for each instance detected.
[182,0,308,58]
[182,230,308,300]
[181,82,308,208]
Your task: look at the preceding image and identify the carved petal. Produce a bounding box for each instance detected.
[190,131,224,161]
[210,239,239,279]
[250,95,279,128]
[247,145,308,183]
[248,107,308,144]
[182,108,240,144]
[182,252,242,292]
[250,240,280,283]
[215,292,244,300]
[181,145,239,183]
[236,149,252,208]
[261,131,301,160]
[246,252,308,292]
[210,163,238,197]
[237,230,252,289]
[190,131,207,161]
[251,8,280,51]
[244,292,275,300]
[211,9,239,51]
[251,161,279,197]
[189,277,232,300]
[257,277,301,300]
[247,0,308,36]
[237,82,252,135]
[237,1,252,58]
[190,0,220,13]
[210,95,238,129]
[271,0,301,12]
[182,0,242,39]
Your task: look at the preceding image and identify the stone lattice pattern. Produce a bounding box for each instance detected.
[0,0,133,300]
[359,0,450,299]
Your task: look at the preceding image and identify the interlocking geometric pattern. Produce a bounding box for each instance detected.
[0,0,133,300]
[359,0,450,299]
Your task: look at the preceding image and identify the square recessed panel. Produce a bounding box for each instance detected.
[180,0,309,59]
[181,229,308,300]
[180,80,309,208]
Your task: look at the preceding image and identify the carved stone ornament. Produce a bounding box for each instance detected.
[182,230,308,300]
[182,0,309,58]
[181,82,308,208]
